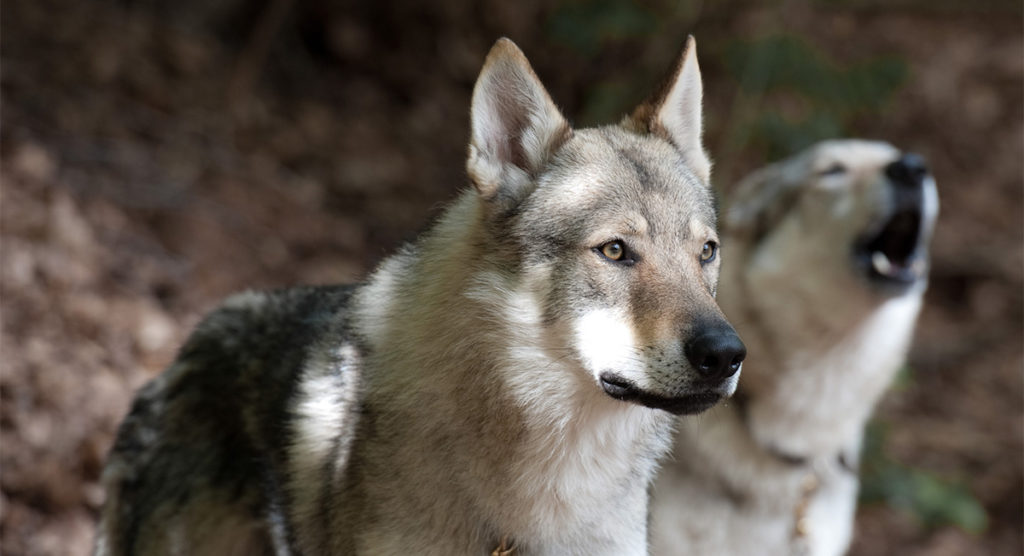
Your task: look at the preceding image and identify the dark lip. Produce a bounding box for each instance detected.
[599,373,725,416]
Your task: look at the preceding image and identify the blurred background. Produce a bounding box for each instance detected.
[1,0,1021,554]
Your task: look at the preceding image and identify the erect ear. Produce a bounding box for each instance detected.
[624,36,711,185]
[467,38,572,202]
[724,159,803,242]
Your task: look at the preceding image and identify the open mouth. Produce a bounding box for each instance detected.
[855,206,927,287]
[599,373,723,415]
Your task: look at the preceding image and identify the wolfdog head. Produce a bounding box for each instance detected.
[462,38,744,415]
[726,140,938,297]
[721,139,938,455]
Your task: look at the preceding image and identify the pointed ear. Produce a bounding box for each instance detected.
[467,38,572,202]
[724,160,803,241]
[625,36,711,184]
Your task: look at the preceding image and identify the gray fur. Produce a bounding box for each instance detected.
[650,140,939,556]
[96,37,741,556]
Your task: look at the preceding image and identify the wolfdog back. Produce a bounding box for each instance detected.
[95,36,744,556]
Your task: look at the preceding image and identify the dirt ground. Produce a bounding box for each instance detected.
[2,1,1021,554]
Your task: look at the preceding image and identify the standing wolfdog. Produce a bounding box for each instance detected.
[650,140,938,556]
[95,37,745,556]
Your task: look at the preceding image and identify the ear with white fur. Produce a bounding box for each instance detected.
[467,38,572,202]
[625,36,711,184]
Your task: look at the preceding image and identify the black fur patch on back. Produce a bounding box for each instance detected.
[107,285,358,554]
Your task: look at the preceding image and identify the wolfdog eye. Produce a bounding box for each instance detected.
[700,241,717,264]
[819,163,847,176]
[598,241,628,262]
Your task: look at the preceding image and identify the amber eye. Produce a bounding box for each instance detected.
[700,241,717,263]
[599,241,626,261]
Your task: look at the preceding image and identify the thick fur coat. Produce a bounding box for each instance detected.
[650,140,939,556]
[96,37,744,556]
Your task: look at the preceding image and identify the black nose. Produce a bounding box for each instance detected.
[684,325,746,381]
[885,153,929,188]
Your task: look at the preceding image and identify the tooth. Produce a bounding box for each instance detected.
[872,251,893,275]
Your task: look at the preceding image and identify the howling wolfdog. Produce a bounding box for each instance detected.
[95,37,745,556]
[651,140,938,556]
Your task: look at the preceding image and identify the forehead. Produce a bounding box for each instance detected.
[523,127,716,232]
[806,140,899,172]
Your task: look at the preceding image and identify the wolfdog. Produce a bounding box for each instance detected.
[649,140,938,556]
[95,37,745,556]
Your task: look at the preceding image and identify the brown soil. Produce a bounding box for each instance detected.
[2,1,1020,554]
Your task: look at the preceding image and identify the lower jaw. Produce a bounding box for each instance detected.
[864,269,924,295]
[649,393,724,415]
[857,253,926,293]
[608,390,723,415]
[599,373,728,415]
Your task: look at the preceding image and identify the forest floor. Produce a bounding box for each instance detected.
[2,1,1021,554]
